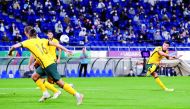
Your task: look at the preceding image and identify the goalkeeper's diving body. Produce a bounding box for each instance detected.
[146,41,182,92]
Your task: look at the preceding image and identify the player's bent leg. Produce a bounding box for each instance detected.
[146,64,157,76]
[152,72,174,92]
[43,80,61,99]
[47,76,55,84]
[31,72,40,81]
[32,72,46,92]
[56,80,84,105]
[146,71,151,76]
[56,80,77,95]
[44,79,56,91]
[45,63,84,105]
[151,72,158,77]
[35,67,51,102]
[38,92,51,102]
[152,72,166,90]
[31,73,51,102]
[35,78,46,89]
[35,77,61,99]
[51,90,62,99]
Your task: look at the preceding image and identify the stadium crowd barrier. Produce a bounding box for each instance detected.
[0,56,182,79]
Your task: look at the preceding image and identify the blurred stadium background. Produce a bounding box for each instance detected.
[0,0,190,78]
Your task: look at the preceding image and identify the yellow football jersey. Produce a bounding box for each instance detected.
[21,38,55,68]
[147,46,168,64]
[48,38,59,61]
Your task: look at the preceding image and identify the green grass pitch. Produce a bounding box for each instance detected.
[0,77,190,109]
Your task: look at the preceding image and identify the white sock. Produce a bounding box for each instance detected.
[75,92,80,98]
[43,91,49,95]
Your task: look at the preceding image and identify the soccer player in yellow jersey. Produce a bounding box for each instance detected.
[46,30,61,63]
[8,27,83,105]
[27,27,61,100]
[146,41,182,92]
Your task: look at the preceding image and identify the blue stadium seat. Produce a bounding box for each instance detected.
[1,70,8,79]
[87,69,95,77]
[65,69,70,78]
[86,70,91,77]
[101,69,107,77]
[14,70,21,78]
[8,70,14,78]
[107,69,114,77]
[70,69,78,77]
[95,69,101,77]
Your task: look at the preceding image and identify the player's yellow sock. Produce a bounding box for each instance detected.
[63,83,76,95]
[36,79,47,92]
[44,81,59,93]
[155,77,166,90]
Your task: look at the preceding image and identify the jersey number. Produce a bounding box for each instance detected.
[35,44,48,55]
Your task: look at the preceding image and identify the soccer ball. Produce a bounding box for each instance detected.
[60,34,69,43]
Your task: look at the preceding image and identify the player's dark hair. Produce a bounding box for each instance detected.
[46,30,53,35]
[24,26,33,34]
[29,29,37,38]
[47,30,52,33]
[164,41,170,46]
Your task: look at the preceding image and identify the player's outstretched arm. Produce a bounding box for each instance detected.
[8,43,22,56]
[57,48,62,63]
[28,54,35,71]
[158,50,182,60]
[169,55,183,60]
[49,41,72,54]
[158,50,169,57]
